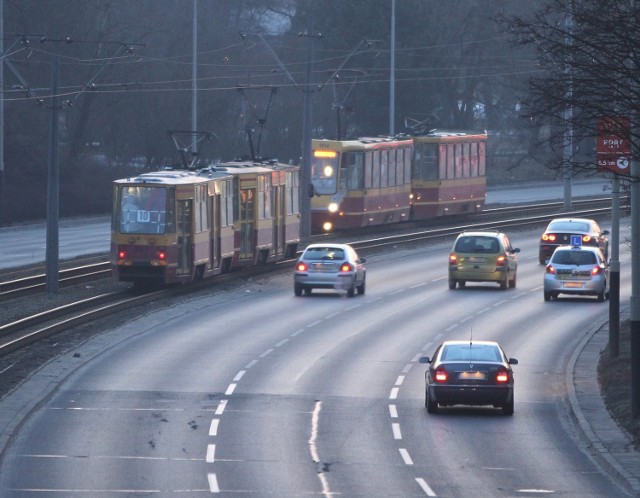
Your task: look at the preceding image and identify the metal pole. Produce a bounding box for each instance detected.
[191,0,198,156]
[300,7,314,245]
[563,5,573,211]
[45,55,60,294]
[0,0,4,225]
[389,0,395,136]
[609,175,620,357]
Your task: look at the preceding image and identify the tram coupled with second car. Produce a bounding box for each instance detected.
[111,160,300,287]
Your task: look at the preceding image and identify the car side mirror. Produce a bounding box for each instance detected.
[419,356,431,364]
[359,257,367,264]
[513,248,521,253]
[508,358,518,365]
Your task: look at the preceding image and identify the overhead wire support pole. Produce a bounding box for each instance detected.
[45,55,60,294]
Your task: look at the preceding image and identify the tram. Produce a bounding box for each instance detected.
[309,130,487,232]
[111,160,300,286]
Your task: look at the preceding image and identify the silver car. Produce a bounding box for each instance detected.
[294,243,366,297]
[543,245,608,302]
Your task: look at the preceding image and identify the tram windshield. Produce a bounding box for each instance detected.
[311,150,339,195]
[119,186,167,234]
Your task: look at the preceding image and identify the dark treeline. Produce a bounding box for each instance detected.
[0,0,543,225]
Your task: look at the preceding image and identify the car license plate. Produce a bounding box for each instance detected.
[563,282,584,288]
[459,371,486,380]
[467,257,485,263]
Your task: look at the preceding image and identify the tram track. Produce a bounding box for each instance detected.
[0,197,616,359]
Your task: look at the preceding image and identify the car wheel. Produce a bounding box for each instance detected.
[304,287,312,295]
[500,277,508,290]
[502,398,514,416]
[597,283,606,302]
[459,281,466,288]
[426,387,437,414]
[509,273,517,289]
[294,284,303,296]
[347,282,355,298]
[448,278,457,290]
[357,278,366,295]
[544,291,551,302]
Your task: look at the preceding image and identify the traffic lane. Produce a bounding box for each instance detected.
[0,227,630,496]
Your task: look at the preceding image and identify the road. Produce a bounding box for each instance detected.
[0,223,632,496]
[0,179,610,270]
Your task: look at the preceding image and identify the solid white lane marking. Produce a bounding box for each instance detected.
[209,419,219,436]
[308,401,333,498]
[0,363,14,374]
[516,490,555,494]
[245,359,258,369]
[259,349,273,358]
[275,339,289,347]
[410,282,427,288]
[389,387,399,399]
[326,312,340,319]
[344,304,361,311]
[399,448,413,465]
[389,404,398,418]
[416,477,437,496]
[460,316,472,323]
[225,384,236,395]
[395,375,405,386]
[208,473,220,493]
[206,444,216,463]
[392,423,402,440]
[233,371,245,382]
[389,289,405,296]
[215,400,227,416]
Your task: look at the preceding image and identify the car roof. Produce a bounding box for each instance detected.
[546,218,595,227]
[456,231,502,237]
[304,243,353,250]
[553,244,602,253]
[441,340,500,347]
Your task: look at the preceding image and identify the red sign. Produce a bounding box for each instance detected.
[597,116,631,174]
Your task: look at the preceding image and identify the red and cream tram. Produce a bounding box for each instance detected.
[410,130,487,218]
[310,136,414,232]
[111,160,299,286]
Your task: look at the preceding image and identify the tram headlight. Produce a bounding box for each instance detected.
[328,202,339,213]
[322,221,333,232]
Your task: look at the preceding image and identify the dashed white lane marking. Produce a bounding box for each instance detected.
[389,289,405,296]
[245,359,258,369]
[233,371,245,382]
[392,423,402,440]
[326,312,340,319]
[395,375,405,386]
[275,339,289,347]
[459,315,472,323]
[389,387,399,399]
[208,473,220,493]
[416,477,437,496]
[399,448,413,465]
[0,363,14,374]
[308,320,323,328]
[389,404,398,418]
[206,444,216,463]
[259,349,273,358]
[209,419,219,436]
[291,328,305,337]
[225,384,236,396]
[215,400,227,416]
[410,282,427,288]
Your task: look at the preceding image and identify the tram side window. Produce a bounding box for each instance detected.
[462,143,471,178]
[286,170,300,215]
[447,144,455,179]
[380,149,388,188]
[414,143,438,181]
[470,142,479,177]
[388,149,396,186]
[478,141,486,176]
[220,180,233,226]
[195,185,209,233]
[364,151,373,188]
[438,144,447,180]
[343,152,364,190]
[404,146,412,184]
[395,148,404,185]
[372,150,381,188]
[119,186,167,235]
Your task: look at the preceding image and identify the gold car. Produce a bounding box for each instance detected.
[448,231,520,290]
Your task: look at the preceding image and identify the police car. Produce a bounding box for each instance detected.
[543,237,609,302]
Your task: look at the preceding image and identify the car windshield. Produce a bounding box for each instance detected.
[548,221,590,232]
[454,236,500,254]
[441,344,501,362]
[552,250,596,265]
[304,247,346,261]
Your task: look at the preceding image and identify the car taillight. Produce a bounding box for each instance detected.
[296,262,308,272]
[157,250,166,260]
[542,234,556,242]
[340,262,353,272]
[496,255,506,266]
[449,253,458,264]
[545,264,556,274]
[496,368,510,383]
[434,367,448,383]
[592,265,603,275]
[583,235,593,243]
[118,250,127,259]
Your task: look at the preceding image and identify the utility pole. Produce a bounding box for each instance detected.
[563,4,573,211]
[389,0,396,136]
[192,0,198,157]
[45,55,60,294]
[0,0,4,226]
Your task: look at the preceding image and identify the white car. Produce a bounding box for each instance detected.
[293,243,366,297]
[543,245,608,302]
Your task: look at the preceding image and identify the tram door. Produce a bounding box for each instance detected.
[272,185,283,256]
[239,188,255,259]
[176,200,192,276]
[211,193,220,269]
